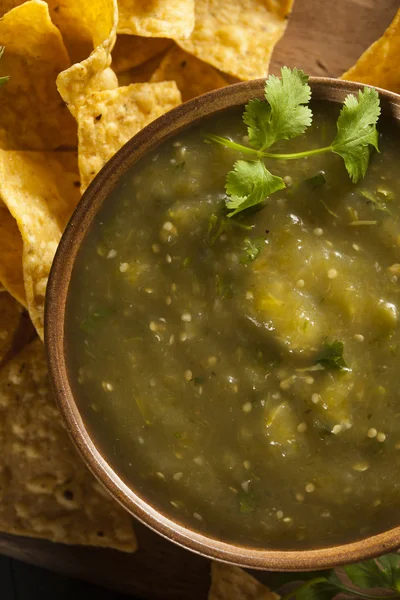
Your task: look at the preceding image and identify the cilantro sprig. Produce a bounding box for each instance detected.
[207,67,381,217]
[279,552,400,600]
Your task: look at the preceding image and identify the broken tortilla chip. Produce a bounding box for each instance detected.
[0,203,26,307]
[150,44,227,102]
[0,150,80,339]
[0,0,77,149]
[177,0,294,81]
[117,0,195,39]
[112,34,172,74]
[341,9,400,94]
[0,339,137,551]
[76,81,181,191]
[209,563,280,600]
[56,0,118,118]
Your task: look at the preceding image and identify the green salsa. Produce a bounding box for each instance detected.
[66,101,400,549]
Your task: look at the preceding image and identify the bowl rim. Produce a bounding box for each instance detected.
[45,76,400,571]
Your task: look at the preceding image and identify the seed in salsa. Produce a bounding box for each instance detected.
[66,88,400,550]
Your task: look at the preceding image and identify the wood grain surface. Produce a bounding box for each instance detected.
[1,0,398,598]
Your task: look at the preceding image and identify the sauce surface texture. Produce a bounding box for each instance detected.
[66,103,400,549]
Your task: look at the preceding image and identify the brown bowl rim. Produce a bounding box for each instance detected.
[45,77,400,571]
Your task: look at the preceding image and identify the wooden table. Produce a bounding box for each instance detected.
[1,0,398,597]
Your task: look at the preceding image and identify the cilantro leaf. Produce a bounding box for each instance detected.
[215,274,233,299]
[240,237,264,264]
[344,560,384,589]
[225,159,285,217]
[331,86,380,183]
[295,581,336,600]
[238,490,255,514]
[243,98,273,150]
[359,189,391,214]
[243,67,312,151]
[377,554,400,590]
[305,172,326,188]
[315,340,350,371]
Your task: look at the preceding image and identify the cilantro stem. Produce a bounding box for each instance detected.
[206,135,262,156]
[206,134,332,161]
[266,146,331,159]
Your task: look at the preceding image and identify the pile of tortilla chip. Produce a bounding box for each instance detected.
[0,0,397,566]
[0,0,294,552]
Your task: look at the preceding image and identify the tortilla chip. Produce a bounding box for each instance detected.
[0,0,117,64]
[150,44,227,102]
[112,34,172,73]
[0,1,77,149]
[0,292,23,367]
[0,203,26,307]
[117,0,195,39]
[0,292,35,367]
[56,0,118,118]
[49,0,121,64]
[0,339,137,551]
[76,81,181,191]
[177,0,294,81]
[117,52,166,86]
[341,9,400,94]
[209,563,280,600]
[0,150,80,339]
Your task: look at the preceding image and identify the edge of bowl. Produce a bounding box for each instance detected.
[45,77,400,571]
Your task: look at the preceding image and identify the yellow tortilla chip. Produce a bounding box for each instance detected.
[150,44,227,102]
[0,291,35,367]
[0,339,137,551]
[0,203,26,307]
[56,0,118,118]
[0,292,23,367]
[112,34,172,73]
[341,9,400,94]
[117,52,166,86]
[0,0,116,64]
[49,0,121,64]
[0,151,80,339]
[76,81,181,191]
[209,563,280,600]
[177,0,294,81]
[0,1,77,149]
[118,0,195,39]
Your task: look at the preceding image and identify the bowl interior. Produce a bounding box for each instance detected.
[45,78,400,570]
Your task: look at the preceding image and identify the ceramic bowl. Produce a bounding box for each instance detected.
[45,78,400,570]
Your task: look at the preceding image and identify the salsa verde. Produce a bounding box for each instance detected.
[66,102,400,549]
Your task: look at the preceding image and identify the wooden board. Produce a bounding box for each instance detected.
[0,0,399,597]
